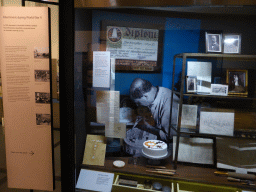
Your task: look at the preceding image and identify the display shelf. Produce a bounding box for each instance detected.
[174,53,256,60]
[171,125,256,140]
[174,91,256,100]
[171,53,256,170]
[80,157,256,191]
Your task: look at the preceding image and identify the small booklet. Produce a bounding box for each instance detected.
[83,134,107,166]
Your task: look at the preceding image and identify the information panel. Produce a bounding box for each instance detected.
[0,7,54,191]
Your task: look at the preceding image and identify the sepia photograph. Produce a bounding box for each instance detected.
[35,70,50,82]
[36,113,51,125]
[205,32,222,53]
[223,34,241,54]
[35,92,51,104]
[226,69,248,95]
[186,76,197,93]
[34,47,49,59]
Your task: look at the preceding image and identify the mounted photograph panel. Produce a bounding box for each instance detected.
[101,20,164,73]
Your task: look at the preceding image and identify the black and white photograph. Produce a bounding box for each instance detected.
[205,32,222,53]
[123,78,179,156]
[226,69,248,95]
[35,92,51,104]
[210,84,228,96]
[34,47,49,59]
[36,113,51,125]
[35,70,50,82]
[186,76,197,93]
[223,34,241,54]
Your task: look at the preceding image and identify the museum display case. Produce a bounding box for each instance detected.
[59,2,256,192]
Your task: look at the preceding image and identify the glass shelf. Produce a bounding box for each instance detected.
[171,125,256,139]
[174,53,256,60]
[174,91,256,100]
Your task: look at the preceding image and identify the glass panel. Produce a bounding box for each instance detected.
[74,7,256,191]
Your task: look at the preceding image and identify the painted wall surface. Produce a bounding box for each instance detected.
[162,18,201,89]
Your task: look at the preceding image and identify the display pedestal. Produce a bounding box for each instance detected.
[142,150,172,166]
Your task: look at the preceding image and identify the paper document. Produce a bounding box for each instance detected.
[76,169,114,192]
[105,122,126,138]
[96,91,120,124]
[93,51,111,88]
[199,109,234,136]
[179,104,198,129]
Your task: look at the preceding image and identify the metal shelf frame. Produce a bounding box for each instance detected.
[171,53,256,170]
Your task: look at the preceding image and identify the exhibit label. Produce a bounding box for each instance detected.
[76,169,114,192]
[0,7,54,191]
[93,51,111,88]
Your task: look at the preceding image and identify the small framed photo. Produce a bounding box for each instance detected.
[223,34,241,54]
[226,69,248,96]
[205,32,222,53]
[210,84,228,96]
[186,76,197,93]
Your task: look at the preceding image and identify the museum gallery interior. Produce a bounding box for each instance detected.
[1,1,256,192]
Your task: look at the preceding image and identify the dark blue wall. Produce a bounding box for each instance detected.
[91,11,201,95]
[162,18,201,89]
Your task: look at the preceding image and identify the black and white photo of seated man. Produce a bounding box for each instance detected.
[208,34,220,52]
[124,78,179,156]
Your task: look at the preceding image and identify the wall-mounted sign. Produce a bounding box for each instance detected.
[0,7,54,191]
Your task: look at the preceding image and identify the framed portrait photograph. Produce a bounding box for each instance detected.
[226,69,248,96]
[223,34,241,54]
[205,32,222,53]
[186,76,197,93]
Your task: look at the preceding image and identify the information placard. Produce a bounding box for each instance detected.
[0,7,54,191]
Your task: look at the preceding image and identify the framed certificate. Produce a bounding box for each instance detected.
[101,20,164,72]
